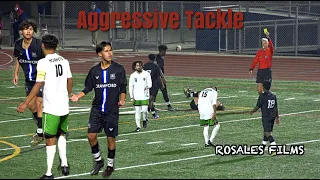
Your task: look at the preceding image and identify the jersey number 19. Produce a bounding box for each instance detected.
[55,64,63,77]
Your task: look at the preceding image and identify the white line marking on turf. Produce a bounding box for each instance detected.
[313,99,320,102]
[146,141,164,145]
[181,143,198,146]
[0,51,14,67]
[1,109,320,140]
[3,97,238,123]
[55,138,320,179]
[238,91,248,93]
[0,97,26,101]
[171,93,183,96]
[284,98,296,101]
[0,118,33,123]
[0,139,129,151]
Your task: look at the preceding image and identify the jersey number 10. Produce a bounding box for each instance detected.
[55,64,63,77]
[267,100,275,109]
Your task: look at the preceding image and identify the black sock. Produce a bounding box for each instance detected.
[263,136,268,141]
[268,136,275,144]
[91,142,102,162]
[107,148,115,167]
[32,112,38,124]
[167,104,172,108]
[37,117,44,137]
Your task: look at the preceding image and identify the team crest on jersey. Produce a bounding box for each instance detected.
[95,76,99,79]
[32,52,37,58]
[134,78,137,82]
[110,73,116,80]
[143,78,145,81]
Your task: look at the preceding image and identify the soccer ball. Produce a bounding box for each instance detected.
[176,45,182,51]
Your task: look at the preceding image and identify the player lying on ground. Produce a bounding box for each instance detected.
[183,87,225,111]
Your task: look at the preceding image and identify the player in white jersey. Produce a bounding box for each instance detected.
[17,34,73,179]
[197,86,221,147]
[129,61,152,132]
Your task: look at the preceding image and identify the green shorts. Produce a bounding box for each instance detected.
[200,119,216,126]
[134,100,149,106]
[43,112,69,136]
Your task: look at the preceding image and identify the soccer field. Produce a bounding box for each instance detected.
[0,69,319,179]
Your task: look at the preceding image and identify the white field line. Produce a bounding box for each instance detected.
[1,109,319,147]
[54,137,320,179]
[2,96,237,124]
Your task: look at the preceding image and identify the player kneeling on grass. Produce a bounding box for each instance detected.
[250,81,280,155]
[197,86,221,147]
[183,87,225,111]
[129,61,152,132]
[17,34,73,179]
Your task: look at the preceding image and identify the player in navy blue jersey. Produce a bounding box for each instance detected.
[250,81,280,153]
[70,41,127,178]
[13,20,45,146]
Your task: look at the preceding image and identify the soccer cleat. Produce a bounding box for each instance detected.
[168,106,175,111]
[152,114,159,119]
[217,105,225,111]
[40,175,54,179]
[58,158,70,176]
[143,121,147,128]
[30,133,44,147]
[205,140,215,147]
[90,159,104,175]
[183,88,191,98]
[60,166,69,176]
[102,166,114,178]
[135,127,141,132]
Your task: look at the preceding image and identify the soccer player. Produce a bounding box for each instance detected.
[143,54,165,119]
[250,81,280,154]
[13,19,45,146]
[197,86,221,147]
[249,31,274,94]
[17,34,73,179]
[129,61,152,132]
[154,45,175,111]
[183,87,225,111]
[70,41,127,178]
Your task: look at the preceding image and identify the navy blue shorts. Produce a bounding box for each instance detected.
[88,107,119,138]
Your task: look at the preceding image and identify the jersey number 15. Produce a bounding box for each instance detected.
[55,64,63,77]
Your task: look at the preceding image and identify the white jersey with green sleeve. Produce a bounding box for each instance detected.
[129,70,152,101]
[36,53,72,116]
[197,88,218,120]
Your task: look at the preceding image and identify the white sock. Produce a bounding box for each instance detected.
[209,123,220,142]
[203,126,209,144]
[58,135,68,167]
[135,106,141,128]
[270,141,276,146]
[107,158,114,167]
[142,105,148,121]
[262,141,268,145]
[46,145,56,176]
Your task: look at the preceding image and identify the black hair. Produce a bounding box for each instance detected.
[148,54,156,61]
[132,61,143,71]
[19,19,38,33]
[96,41,112,54]
[158,45,168,52]
[41,34,59,50]
[263,81,271,91]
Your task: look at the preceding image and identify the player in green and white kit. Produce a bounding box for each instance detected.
[197,86,221,147]
[129,61,152,132]
[17,34,73,179]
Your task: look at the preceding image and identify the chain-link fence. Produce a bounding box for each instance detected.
[2,1,320,56]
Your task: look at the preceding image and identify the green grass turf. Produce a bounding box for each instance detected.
[0,69,319,179]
